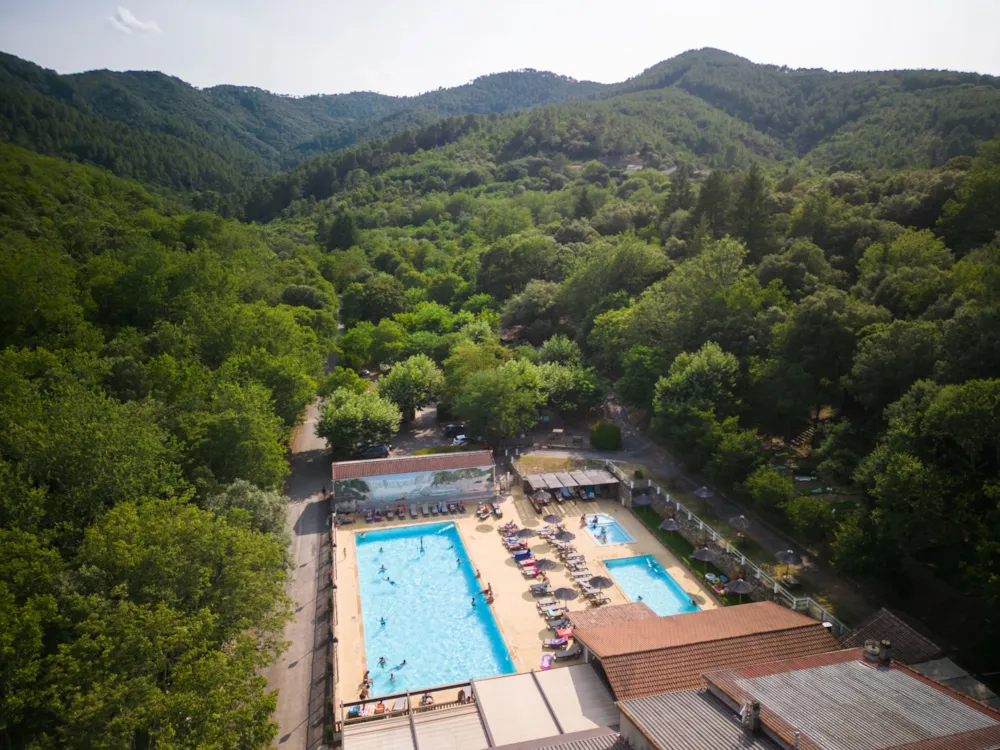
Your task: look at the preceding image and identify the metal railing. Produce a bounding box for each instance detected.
[604,461,850,636]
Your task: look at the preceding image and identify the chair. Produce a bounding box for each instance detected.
[535,597,556,608]
[554,643,582,660]
[422,503,430,516]
[410,504,418,518]
[431,504,439,516]
[543,636,568,649]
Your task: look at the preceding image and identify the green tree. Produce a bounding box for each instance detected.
[453,360,545,446]
[745,467,796,510]
[323,211,360,252]
[319,367,369,398]
[693,171,731,238]
[205,479,291,547]
[731,163,775,260]
[377,354,445,421]
[538,363,605,415]
[663,165,694,215]
[707,421,765,487]
[616,346,667,411]
[315,389,402,455]
[538,334,582,366]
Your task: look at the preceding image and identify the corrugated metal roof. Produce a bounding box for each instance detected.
[342,714,414,750]
[569,603,657,630]
[556,472,579,488]
[535,664,620,733]
[707,650,1000,750]
[493,727,627,750]
[619,690,778,750]
[332,451,493,480]
[838,608,943,665]
[600,625,838,700]
[574,602,825,658]
[413,704,489,749]
[542,473,563,489]
[569,471,593,486]
[477,673,560,746]
[583,470,618,486]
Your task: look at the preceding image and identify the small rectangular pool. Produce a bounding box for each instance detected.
[583,513,635,545]
[604,555,700,616]
[355,522,514,696]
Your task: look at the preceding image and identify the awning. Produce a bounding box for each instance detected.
[555,472,578,488]
[524,475,546,491]
[584,470,618,486]
[569,470,593,486]
[541,473,563,489]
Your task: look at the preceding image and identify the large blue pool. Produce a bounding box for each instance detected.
[355,523,514,696]
[604,555,701,616]
[583,513,635,545]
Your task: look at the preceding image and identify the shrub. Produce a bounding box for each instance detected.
[590,422,622,450]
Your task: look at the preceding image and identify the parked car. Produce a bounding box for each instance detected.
[451,435,468,447]
[444,423,466,438]
[356,444,389,459]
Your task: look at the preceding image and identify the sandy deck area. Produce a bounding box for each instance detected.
[334,494,717,703]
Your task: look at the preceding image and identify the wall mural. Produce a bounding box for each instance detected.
[333,466,494,509]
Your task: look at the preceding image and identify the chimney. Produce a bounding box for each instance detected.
[748,700,760,732]
[794,730,801,748]
[878,639,892,666]
[863,639,880,663]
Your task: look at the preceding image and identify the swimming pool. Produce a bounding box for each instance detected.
[583,513,635,545]
[604,555,700,616]
[354,522,515,696]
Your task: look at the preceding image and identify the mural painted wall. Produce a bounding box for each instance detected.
[333,466,494,509]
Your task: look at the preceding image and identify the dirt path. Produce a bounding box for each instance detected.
[264,403,332,749]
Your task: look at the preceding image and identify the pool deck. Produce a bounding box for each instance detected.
[334,495,717,702]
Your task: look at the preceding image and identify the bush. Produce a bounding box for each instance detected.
[590,422,622,450]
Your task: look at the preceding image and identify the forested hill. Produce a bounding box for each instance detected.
[0,50,601,192]
[4,48,1000,198]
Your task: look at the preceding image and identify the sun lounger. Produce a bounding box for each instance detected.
[360,703,375,716]
[543,636,569,649]
[518,559,537,568]
[365,510,373,522]
[392,698,406,713]
[448,503,457,513]
[531,586,553,597]
[458,500,465,512]
[542,606,568,617]
[521,566,540,577]
[422,503,430,516]
[438,501,447,514]
[493,504,503,518]
[385,507,394,520]
[535,597,557,608]
[547,617,570,629]
[589,593,610,605]
[570,570,592,579]
[410,504,418,518]
[431,504,439,515]
[554,643,582,660]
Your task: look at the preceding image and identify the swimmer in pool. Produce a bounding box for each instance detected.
[471,597,477,607]
[378,656,387,667]
[419,537,424,552]
[390,673,395,683]
[379,617,386,627]
[379,546,383,553]
[379,565,386,573]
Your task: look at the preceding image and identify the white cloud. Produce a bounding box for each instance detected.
[108,6,161,34]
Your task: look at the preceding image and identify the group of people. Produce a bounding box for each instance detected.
[471,582,494,607]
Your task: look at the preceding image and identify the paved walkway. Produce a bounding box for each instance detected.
[265,402,332,749]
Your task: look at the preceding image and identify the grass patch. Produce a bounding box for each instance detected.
[516,455,591,474]
[632,507,740,606]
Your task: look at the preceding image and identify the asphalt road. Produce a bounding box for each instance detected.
[265,402,332,749]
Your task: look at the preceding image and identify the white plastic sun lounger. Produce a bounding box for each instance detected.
[410,504,418,518]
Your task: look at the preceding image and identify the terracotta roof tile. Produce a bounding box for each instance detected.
[331,451,493,480]
[838,607,943,665]
[600,625,838,700]
[574,601,824,658]
[569,603,657,630]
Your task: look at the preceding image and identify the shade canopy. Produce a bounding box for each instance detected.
[543,514,563,524]
[553,587,579,601]
[533,558,560,571]
[532,491,551,502]
[776,549,802,566]
[516,528,537,539]
[588,576,614,590]
[632,495,653,507]
[725,579,754,595]
[658,518,680,531]
[541,473,563,489]
[555,530,576,542]
[729,515,751,531]
[555,472,579,488]
[692,547,718,562]
[694,486,714,499]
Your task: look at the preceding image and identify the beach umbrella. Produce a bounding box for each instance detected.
[691,546,718,574]
[588,576,614,590]
[729,515,751,531]
[555,530,576,542]
[776,549,802,577]
[632,495,653,507]
[516,527,537,539]
[533,558,560,572]
[724,578,754,603]
[694,486,714,499]
[532,491,551,503]
[553,587,579,601]
[658,518,680,532]
[543,514,563,524]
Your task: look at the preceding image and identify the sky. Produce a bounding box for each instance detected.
[2,0,999,97]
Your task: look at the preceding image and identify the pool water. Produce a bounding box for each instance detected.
[583,513,635,545]
[355,523,514,697]
[604,555,701,616]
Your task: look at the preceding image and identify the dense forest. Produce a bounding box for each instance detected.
[3,48,1000,198]
[3,44,1000,746]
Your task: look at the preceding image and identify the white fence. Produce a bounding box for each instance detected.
[604,461,850,636]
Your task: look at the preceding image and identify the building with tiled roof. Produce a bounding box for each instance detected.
[330,451,494,510]
[573,602,838,700]
[702,648,1000,750]
[838,607,943,665]
[568,602,656,630]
